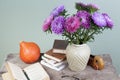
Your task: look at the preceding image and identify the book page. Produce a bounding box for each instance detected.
[42,56,67,67]
[23,62,50,80]
[41,60,67,71]
[6,62,27,80]
[2,72,13,80]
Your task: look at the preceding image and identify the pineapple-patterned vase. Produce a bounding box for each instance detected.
[66,44,91,71]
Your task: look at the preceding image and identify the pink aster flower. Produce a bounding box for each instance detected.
[65,16,80,33]
[42,15,53,31]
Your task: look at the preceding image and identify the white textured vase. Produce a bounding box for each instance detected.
[66,44,91,71]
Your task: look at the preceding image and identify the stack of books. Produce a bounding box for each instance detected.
[40,39,68,71]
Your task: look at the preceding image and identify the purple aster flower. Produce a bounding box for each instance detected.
[42,15,53,31]
[102,13,113,28]
[51,16,65,34]
[65,16,80,33]
[51,5,65,17]
[87,3,99,11]
[76,11,91,29]
[92,12,107,27]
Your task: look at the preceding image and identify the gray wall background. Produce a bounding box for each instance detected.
[0,0,120,74]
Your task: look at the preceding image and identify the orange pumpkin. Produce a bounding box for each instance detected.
[20,41,40,64]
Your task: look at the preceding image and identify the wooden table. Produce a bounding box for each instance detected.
[0,53,120,80]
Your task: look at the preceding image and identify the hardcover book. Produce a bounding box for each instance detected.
[52,39,68,54]
[44,49,66,62]
[2,62,50,80]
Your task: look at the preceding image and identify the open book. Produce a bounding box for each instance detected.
[2,61,50,80]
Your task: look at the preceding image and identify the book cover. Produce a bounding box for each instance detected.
[2,62,50,80]
[44,49,66,62]
[52,39,68,54]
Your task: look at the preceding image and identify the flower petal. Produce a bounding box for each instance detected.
[102,13,113,28]
[92,12,107,27]
[51,16,65,34]
[76,11,91,29]
[42,15,53,31]
[51,5,65,17]
[65,16,80,33]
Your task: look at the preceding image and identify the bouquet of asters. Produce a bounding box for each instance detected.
[42,2,113,44]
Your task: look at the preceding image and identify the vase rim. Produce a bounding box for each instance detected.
[70,43,87,46]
